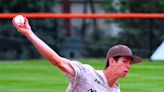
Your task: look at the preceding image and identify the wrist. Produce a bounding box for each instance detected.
[24,30,35,37]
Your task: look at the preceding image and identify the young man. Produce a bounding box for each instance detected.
[12,16,141,92]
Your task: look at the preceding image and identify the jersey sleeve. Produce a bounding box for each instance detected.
[64,60,94,86]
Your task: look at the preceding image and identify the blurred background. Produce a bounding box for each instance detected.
[0,0,164,92]
[0,0,163,60]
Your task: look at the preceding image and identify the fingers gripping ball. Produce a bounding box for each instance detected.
[13,15,25,26]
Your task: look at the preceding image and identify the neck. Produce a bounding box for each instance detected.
[103,67,119,87]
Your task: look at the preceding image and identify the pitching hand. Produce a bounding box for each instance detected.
[12,16,32,36]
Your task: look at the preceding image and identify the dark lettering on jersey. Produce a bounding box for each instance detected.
[87,89,97,92]
[95,79,100,84]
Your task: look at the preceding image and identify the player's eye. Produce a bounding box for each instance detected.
[123,60,130,64]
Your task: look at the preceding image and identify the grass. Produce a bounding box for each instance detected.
[0,59,164,92]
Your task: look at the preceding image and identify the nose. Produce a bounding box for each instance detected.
[126,62,131,69]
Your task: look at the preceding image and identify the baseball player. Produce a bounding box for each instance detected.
[12,16,142,92]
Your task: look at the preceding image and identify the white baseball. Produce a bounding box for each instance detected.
[14,15,25,25]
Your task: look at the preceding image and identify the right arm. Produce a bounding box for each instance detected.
[12,16,75,77]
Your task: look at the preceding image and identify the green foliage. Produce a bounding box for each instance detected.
[101,0,164,58]
[101,0,115,12]
[127,0,164,13]
[0,0,59,60]
[119,0,164,52]
[85,37,118,57]
[0,0,57,13]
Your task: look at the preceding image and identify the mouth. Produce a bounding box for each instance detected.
[124,70,128,74]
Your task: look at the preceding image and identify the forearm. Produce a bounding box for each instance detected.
[25,32,75,76]
[25,31,60,64]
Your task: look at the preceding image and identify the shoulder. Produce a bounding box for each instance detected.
[68,60,95,71]
[66,60,96,78]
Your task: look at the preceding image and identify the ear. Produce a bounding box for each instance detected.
[109,57,116,66]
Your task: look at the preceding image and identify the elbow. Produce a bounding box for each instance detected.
[48,56,64,67]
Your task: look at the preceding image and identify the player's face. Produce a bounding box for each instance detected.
[116,56,132,78]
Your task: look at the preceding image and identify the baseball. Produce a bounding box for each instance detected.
[14,15,25,25]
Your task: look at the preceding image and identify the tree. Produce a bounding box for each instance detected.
[0,0,58,60]
[102,0,164,57]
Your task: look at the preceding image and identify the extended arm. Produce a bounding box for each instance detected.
[12,16,75,77]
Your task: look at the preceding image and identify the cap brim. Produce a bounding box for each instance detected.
[116,55,142,64]
[112,54,142,64]
[131,55,142,64]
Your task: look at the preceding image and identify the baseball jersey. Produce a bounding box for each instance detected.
[64,60,121,92]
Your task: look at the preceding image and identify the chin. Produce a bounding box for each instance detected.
[120,74,127,78]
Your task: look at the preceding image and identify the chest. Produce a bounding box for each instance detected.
[77,78,119,92]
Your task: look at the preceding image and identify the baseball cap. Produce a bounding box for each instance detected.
[106,44,142,64]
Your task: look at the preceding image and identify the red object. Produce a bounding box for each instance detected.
[1,13,164,19]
